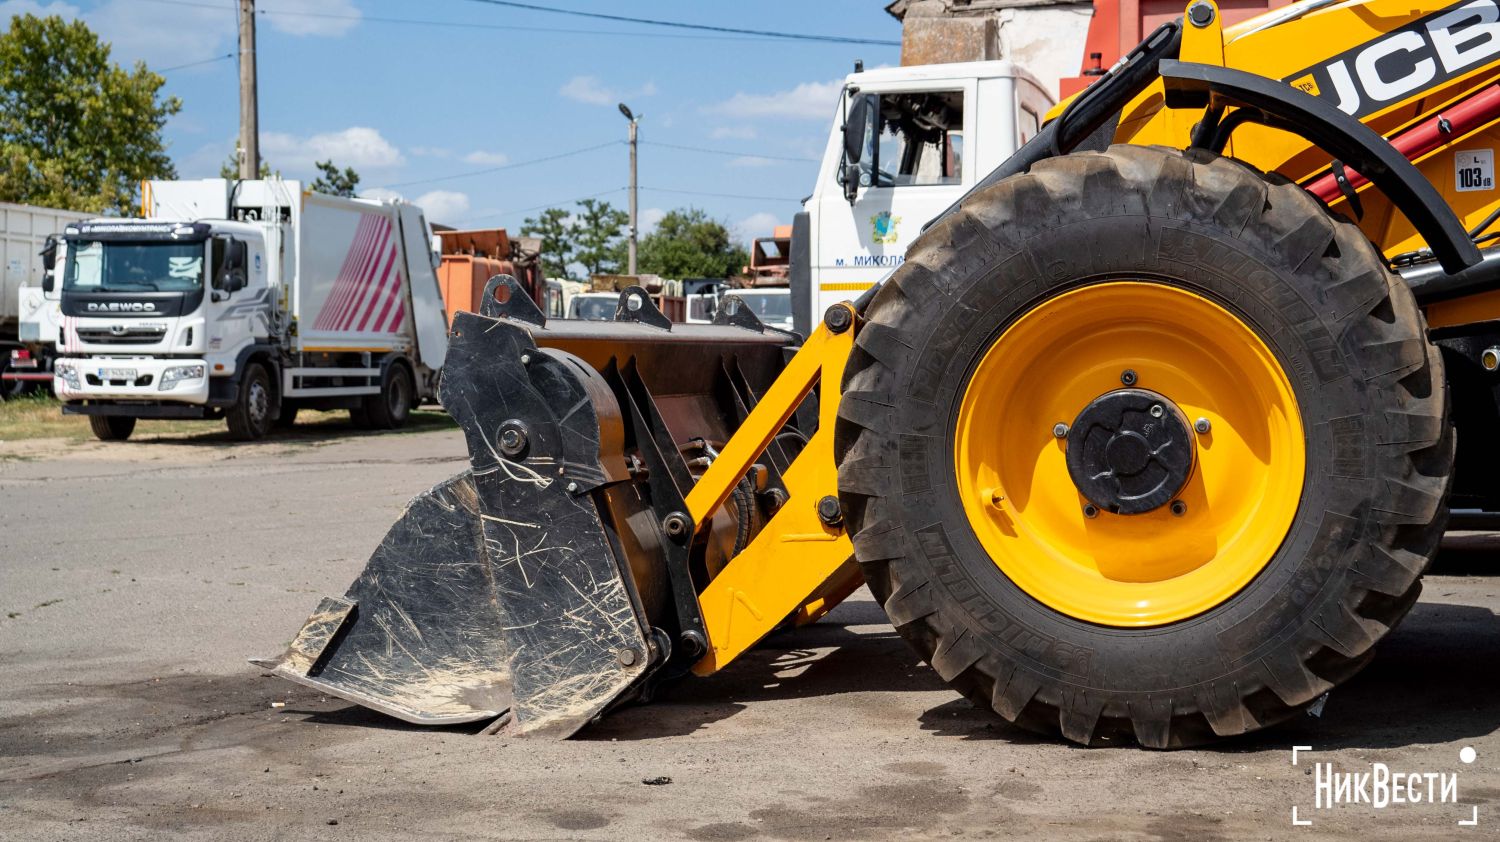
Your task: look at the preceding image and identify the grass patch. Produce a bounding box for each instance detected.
[0,392,455,444]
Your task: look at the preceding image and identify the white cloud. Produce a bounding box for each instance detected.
[711,126,757,140]
[263,0,361,37]
[358,187,403,203]
[412,190,470,224]
[463,150,509,166]
[354,188,470,225]
[734,212,783,246]
[560,75,656,107]
[44,0,232,69]
[1,0,358,74]
[262,126,404,171]
[0,1,78,23]
[707,78,843,121]
[639,207,666,235]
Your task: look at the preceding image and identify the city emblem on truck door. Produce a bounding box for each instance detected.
[871,210,902,245]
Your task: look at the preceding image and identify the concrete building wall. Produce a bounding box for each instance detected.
[889,0,1094,99]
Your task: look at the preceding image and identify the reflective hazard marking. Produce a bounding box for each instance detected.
[1456,149,1494,192]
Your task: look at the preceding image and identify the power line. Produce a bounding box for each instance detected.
[131,0,871,44]
[641,140,818,164]
[453,0,902,46]
[642,186,803,202]
[374,141,621,191]
[459,187,627,225]
[157,52,235,73]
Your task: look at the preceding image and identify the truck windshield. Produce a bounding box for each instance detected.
[570,296,617,321]
[63,240,206,293]
[733,292,792,328]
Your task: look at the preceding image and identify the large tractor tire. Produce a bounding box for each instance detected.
[834,145,1452,748]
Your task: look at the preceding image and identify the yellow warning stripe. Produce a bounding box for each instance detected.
[819,282,876,291]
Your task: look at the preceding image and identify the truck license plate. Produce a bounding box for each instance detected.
[100,368,137,380]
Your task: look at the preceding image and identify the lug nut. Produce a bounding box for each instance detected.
[1053,422,1070,439]
[1194,417,1211,434]
[1083,503,1100,519]
[1120,369,1138,386]
[520,353,532,365]
[1483,347,1500,371]
[565,481,580,493]
[1170,500,1187,517]
[1149,404,1164,418]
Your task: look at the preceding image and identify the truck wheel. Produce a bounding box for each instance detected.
[226,363,274,441]
[359,363,413,430]
[88,415,136,441]
[834,145,1452,748]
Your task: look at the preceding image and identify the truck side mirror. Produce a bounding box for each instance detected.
[841,94,872,205]
[40,235,58,292]
[843,94,870,164]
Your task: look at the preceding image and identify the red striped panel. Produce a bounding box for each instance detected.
[345,239,397,332]
[328,217,389,330]
[320,216,379,331]
[313,215,389,331]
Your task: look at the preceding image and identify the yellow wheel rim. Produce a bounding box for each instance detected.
[954,282,1305,627]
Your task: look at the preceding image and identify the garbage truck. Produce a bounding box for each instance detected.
[262,0,1500,749]
[52,179,449,441]
[2,201,90,398]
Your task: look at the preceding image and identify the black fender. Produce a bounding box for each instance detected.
[208,343,281,408]
[1160,60,1481,275]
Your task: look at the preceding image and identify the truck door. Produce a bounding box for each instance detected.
[812,82,975,316]
[209,236,271,364]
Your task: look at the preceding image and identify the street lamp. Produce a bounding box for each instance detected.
[619,102,639,276]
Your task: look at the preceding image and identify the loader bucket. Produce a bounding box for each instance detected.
[258,277,798,736]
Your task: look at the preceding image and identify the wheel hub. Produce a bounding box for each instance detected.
[1066,388,1194,515]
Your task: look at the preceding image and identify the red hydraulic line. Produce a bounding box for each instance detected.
[1307,84,1500,204]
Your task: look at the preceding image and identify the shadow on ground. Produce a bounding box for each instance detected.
[131,408,456,448]
[5,580,1497,760]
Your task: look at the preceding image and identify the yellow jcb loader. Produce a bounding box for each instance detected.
[261,0,1500,747]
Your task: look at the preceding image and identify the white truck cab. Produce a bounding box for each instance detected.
[792,60,1054,335]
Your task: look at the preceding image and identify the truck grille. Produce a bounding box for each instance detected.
[76,325,168,345]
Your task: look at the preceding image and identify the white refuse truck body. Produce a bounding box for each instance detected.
[52,178,449,440]
[3,201,90,396]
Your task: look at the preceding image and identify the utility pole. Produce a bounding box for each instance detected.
[237,0,260,179]
[618,103,639,275]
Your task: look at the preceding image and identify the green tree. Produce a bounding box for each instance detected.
[219,141,272,179]
[638,208,748,279]
[521,206,574,279]
[0,14,181,214]
[521,199,628,280]
[310,159,359,197]
[571,198,628,277]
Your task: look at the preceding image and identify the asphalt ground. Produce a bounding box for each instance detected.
[2,426,1497,840]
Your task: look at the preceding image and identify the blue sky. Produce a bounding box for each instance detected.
[0,0,901,244]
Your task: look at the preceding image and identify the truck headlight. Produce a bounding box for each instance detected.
[158,364,205,391]
[54,361,80,390]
